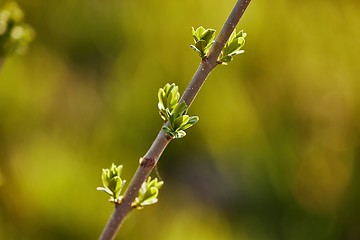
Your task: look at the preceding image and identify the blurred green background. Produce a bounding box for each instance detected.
[1,0,360,239]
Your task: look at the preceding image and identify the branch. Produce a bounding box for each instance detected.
[99,0,251,239]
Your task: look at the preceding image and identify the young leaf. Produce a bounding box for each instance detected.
[132,177,164,209]
[162,126,175,138]
[173,130,186,139]
[172,101,188,118]
[97,164,126,203]
[191,26,216,58]
[96,187,113,196]
[173,115,190,131]
[218,29,247,65]
[158,83,181,121]
[201,29,216,43]
[181,116,199,130]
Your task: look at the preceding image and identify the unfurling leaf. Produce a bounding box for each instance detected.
[158,83,199,139]
[158,83,180,121]
[97,163,126,204]
[132,177,164,209]
[191,26,216,59]
[218,29,247,65]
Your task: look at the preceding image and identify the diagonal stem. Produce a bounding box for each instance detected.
[99,0,251,239]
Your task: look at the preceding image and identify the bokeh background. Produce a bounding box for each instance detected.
[1,0,360,239]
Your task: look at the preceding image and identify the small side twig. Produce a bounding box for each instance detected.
[99,0,251,239]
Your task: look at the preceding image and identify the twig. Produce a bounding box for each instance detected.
[99,0,251,239]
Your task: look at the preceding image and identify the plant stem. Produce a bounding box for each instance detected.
[99,0,251,239]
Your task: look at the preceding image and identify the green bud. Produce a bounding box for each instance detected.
[157,84,199,139]
[218,29,246,65]
[191,26,216,59]
[97,163,126,203]
[132,177,164,209]
[181,116,199,131]
[158,83,180,121]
